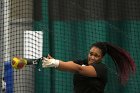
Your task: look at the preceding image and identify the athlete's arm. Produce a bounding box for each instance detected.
[58,61,97,77]
[42,55,97,77]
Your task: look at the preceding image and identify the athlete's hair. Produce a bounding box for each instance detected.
[90,42,136,84]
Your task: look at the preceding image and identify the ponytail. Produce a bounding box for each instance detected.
[93,42,136,84]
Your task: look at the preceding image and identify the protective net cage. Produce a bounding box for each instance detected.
[0,0,140,93]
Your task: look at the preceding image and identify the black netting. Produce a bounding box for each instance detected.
[0,0,139,93]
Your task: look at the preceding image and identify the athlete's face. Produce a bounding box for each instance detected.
[88,46,103,65]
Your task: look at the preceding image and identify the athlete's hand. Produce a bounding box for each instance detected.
[42,55,59,68]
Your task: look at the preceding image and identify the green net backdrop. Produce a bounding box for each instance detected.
[0,0,140,93]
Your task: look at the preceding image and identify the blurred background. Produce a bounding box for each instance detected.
[0,0,140,93]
